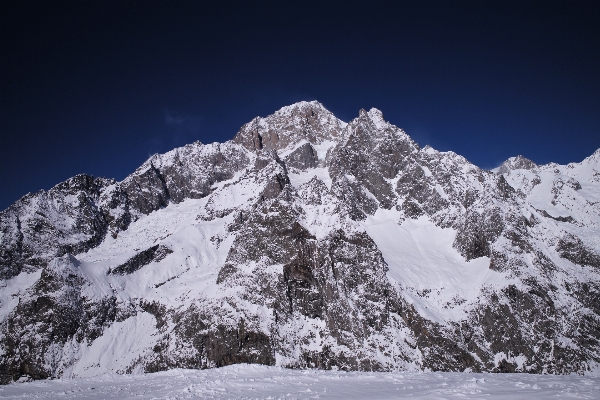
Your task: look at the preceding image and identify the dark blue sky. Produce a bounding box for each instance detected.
[1,1,599,210]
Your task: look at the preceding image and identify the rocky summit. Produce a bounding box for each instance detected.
[1,101,599,383]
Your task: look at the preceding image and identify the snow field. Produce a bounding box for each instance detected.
[364,209,507,323]
[1,364,598,399]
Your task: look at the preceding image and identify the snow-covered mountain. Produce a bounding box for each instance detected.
[1,101,599,383]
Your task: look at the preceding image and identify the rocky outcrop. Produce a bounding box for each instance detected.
[284,143,319,170]
[330,108,418,210]
[0,175,112,280]
[109,245,173,275]
[557,234,600,269]
[0,255,123,383]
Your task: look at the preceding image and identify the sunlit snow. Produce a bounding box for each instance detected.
[364,210,508,322]
[2,364,598,399]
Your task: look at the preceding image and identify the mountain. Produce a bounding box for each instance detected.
[1,101,599,383]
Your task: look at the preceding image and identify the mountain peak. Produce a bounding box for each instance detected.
[366,108,386,129]
[496,155,537,174]
[274,100,327,115]
[232,101,345,152]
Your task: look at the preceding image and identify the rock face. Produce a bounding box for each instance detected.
[1,101,599,383]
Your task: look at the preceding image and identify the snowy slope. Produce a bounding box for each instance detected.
[364,210,509,323]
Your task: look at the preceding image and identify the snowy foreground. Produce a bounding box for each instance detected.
[1,365,599,399]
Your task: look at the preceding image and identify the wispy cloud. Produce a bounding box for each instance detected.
[165,111,186,126]
[161,109,204,150]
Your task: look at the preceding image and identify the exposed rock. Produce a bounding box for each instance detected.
[284,142,319,170]
[109,245,173,275]
[0,175,111,280]
[233,101,344,152]
[557,234,600,268]
[0,255,123,383]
